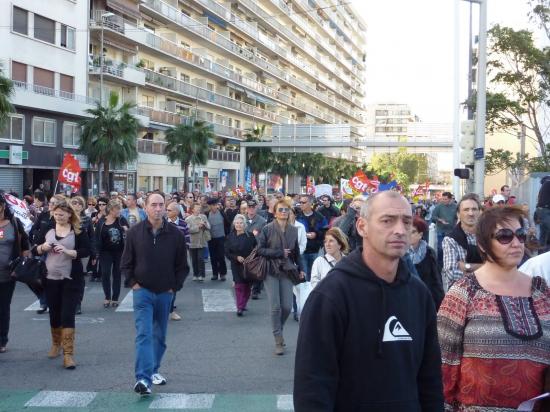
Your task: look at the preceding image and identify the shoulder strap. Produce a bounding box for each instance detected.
[323,255,335,268]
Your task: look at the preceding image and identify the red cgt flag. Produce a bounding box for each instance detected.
[58,153,82,190]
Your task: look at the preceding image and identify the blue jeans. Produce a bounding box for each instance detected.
[133,287,173,386]
[436,232,446,268]
[302,253,318,282]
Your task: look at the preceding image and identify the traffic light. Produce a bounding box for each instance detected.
[460,120,475,166]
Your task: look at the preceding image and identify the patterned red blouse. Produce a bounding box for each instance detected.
[437,273,550,412]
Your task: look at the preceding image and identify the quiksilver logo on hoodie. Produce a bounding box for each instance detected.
[382,316,413,342]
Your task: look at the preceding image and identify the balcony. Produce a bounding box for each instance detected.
[143,69,287,124]
[89,58,146,86]
[11,81,97,117]
[140,0,360,108]
[136,106,244,140]
[137,138,240,162]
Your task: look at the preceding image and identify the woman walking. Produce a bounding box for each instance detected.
[225,214,256,317]
[186,203,210,282]
[257,198,304,355]
[310,227,348,289]
[95,200,128,308]
[0,194,30,353]
[35,201,90,369]
[407,216,444,309]
[438,206,550,411]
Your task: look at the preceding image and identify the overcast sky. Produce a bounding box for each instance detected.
[354,0,535,123]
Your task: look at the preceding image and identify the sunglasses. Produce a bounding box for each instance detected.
[88,203,95,206]
[299,201,308,204]
[277,207,290,212]
[98,203,106,206]
[492,228,527,245]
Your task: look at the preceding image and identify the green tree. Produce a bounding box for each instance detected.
[79,92,140,192]
[244,125,273,188]
[370,149,430,190]
[467,20,550,171]
[165,120,212,192]
[0,63,14,133]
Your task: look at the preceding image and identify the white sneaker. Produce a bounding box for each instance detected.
[170,312,182,321]
[152,373,167,385]
[192,276,198,281]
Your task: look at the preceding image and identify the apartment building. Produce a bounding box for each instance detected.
[88,0,367,192]
[0,0,97,195]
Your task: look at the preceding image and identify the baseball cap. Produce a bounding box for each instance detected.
[247,200,258,207]
[492,194,506,203]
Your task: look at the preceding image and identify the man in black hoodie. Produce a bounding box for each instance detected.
[294,191,443,412]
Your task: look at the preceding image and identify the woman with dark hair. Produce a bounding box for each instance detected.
[95,200,128,308]
[225,214,256,316]
[407,216,444,309]
[89,197,108,282]
[438,206,550,411]
[0,194,30,353]
[257,198,305,355]
[35,201,91,369]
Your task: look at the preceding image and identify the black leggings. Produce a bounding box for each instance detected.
[45,278,81,329]
[100,250,122,301]
[0,280,16,346]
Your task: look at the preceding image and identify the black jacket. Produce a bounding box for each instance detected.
[34,224,91,282]
[121,218,189,293]
[29,210,53,245]
[296,210,328,254]
[413,246,445,310]
[224,231,256,283]
[95,216,129,255]
[9,216,30,262]
[294,248,443,412]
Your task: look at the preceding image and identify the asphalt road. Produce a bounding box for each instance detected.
[0,265,299,412]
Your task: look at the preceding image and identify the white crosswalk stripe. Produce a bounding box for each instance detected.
[277,394,294,410]
[24,300,41,311]
[115,290,134,312]
[201,289,235,312]
[149,393,216,409]
[25,391,97,408]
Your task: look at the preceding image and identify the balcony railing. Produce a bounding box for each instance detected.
[144,69,287,124]
[12,80,97,105]
[140,0,360,107]
[137,138,240,162]
[136,106,244,139]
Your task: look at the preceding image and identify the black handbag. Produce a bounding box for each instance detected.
[243,247,269,282]
[9,256,47,285]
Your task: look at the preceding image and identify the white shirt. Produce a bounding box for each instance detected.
[311,253,339,289]
[293,221,307,255]
[519,251,550,284]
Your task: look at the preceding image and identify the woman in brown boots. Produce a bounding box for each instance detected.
[35,200,90,369]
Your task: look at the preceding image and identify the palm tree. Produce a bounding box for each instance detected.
[0,63,14,133]
[79,92,140,192]
[164,120,212,192]
[244,125,273,193]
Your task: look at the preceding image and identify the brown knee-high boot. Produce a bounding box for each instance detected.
[61,328,76,369]
[48,328,62,358]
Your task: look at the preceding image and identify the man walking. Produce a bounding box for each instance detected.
[121,193,146,227]
[121,193,189,396]
[294,191,443,411]
[296,195,327,279]
[442,193,483,290]
[206,198,227,281]
[244,199,267,299]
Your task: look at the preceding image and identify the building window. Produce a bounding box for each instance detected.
[33,67,55,95]
[141,94,154,107]
[32,117,56,145]
[206,112,214,122]
[11,61,27,83]
[60,74,74,97]
[12,7,28,35]
[62,122,80,147]
[34,14,56,44]
[60,24,75,50]
[180,73,190,82]
[0,114,24,142]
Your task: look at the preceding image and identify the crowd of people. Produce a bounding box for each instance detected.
[0,177,548,410]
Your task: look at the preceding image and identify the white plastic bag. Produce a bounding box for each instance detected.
[294,281,313,316]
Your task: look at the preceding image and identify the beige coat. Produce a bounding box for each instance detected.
[185,214,211,248]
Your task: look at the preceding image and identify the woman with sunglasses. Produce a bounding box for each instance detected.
[257,198,305,355]
[89,197,108,282]
[438,206,550,411]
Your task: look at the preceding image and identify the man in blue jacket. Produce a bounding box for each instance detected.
[294,191,443,412]
[121,193,146,227]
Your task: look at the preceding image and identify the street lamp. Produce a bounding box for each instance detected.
[99,11,114,107]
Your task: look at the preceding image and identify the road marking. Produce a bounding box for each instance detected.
[149,393,215,409]
[116,290,134,312]
[201,289,235,312]
[24,300,41,311]
[277,395,294,410]
[25,391,96,408]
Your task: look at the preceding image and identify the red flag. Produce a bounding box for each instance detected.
[58,153,81,190]
[349,170,370,192]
